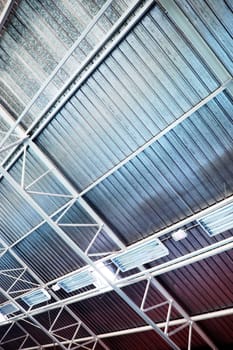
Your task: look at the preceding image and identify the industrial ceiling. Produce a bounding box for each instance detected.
[0,0,232,349]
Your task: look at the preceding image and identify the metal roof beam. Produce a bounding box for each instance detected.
[0,164,182,350]
[1,232,232,325]
[19,306,233,350]
[1,88,228,348]
[0,287,68,350]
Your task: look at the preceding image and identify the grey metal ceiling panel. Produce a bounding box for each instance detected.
[0,0,131,124]
[159,249,233,315]
[85,91,233,243]
[0,178,43,245]
[14,223,86,282]
[175,0,233,75]
[36,4,220,191]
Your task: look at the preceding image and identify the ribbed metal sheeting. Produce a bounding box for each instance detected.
[200,315,233,348]
[4,320,52,348]
[36,3,220,189]
[175,0,233,76]
[158,246,233,315]
[102,329,204,350]
[85,90,233,243]
[0,0,132,125]
[0,322,37,350]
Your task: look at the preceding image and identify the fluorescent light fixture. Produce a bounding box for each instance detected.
[93,261,116,288]
[199,202,233,236]
[21,289,51,306]
[0,302,19,316]
[112,238,169,272]
[0,313,7,323]
[172,229,187,241]
[57,270,95,293]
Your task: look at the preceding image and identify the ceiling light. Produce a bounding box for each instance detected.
[93,261,116,288]
[112,238,169,272]
[0,313,7,323]
[199,202,233,236]
[172,229,187,241]
[57,270,95,293]
[0,302,19,316]
[21,289,51,307]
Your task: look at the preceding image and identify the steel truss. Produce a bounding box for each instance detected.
[0,143,183,348]
[1,96,228,349]
[0,0,233,349]
[1,81,232,348]
[0,321,41,350]
[16,306,233,350]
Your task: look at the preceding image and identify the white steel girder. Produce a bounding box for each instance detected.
[1,64,231,350]
[0,160,183,350]
[1,0,233,348]
[0,102,228,349]
[1,80,230,348]
[14,306,233,350]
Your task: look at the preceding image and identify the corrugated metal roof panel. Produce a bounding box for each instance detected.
[103,328,204,350]
[70,290,146,333]
[0,178,43,245]
[36,3,220,191]
[158,249,233,315]
[85,91,233,243]
[199,315,233,347]
[0,0,132,125]
[14,223,86,282]
[175,0,233,75]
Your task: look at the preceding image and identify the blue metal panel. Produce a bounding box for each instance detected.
[85,91,233,243]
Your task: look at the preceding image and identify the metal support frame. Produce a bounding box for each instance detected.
[0,209,232,324]
[1,81,230,350]
[0,0,233,348]
[1,92,230,349]
[16,306,233,350]
[0,156,183,350]
[0,239,110,350]
[0,321,40,350]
